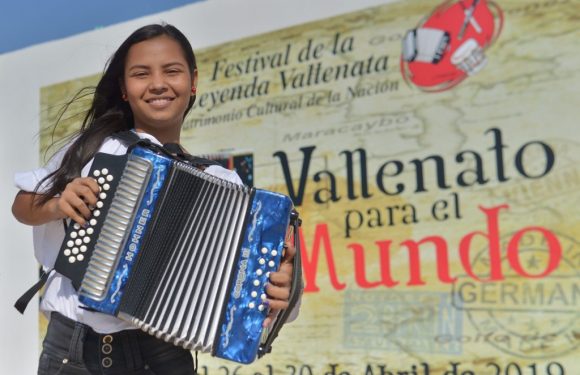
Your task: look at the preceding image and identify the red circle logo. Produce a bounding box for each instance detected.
[401,0,504,92]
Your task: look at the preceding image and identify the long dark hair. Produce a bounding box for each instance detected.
[36,24,197,205]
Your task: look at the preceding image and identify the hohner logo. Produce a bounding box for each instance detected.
[233,248,251,299]
[125,208,150,262]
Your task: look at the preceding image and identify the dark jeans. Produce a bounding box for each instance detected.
[38,312,196,375]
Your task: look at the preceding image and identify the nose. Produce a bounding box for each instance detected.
[148,72,168,93]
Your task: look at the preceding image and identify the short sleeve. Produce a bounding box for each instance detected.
[14,143,70,193]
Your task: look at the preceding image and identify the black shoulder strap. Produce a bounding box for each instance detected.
[112,131,219,169]
[163,143,219,168]
[112,130,142,147]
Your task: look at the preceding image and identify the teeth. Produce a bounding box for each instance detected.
[147,98,172,103]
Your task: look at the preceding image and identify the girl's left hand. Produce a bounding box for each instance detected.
[263,241,296,327]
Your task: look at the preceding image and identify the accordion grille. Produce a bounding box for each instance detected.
[79,156,151,300]
[118,162,251,352]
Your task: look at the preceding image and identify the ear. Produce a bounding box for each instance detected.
[119,80,127,100]
[191,69,198,94]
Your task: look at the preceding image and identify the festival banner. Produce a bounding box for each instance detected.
[40,0,579,374]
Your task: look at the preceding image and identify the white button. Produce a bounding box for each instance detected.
[98,177,105,184]
[271,250,278,257]
[83,237,91,244]
[79,230,86,236]
[90,219,97,226]
[64,249,71,256]
[93,170,100,177]
[101,168,109,175]
[67,240,74,247]
[249,302,255,309]
[106,175,113,182]
[62,358,69,364]
[258,304,265,311]
[253,280,260,286]
[259,258,265,265]
[96,201,104,208]
[72,247,79,254]
[68,257,76,263]
[99,192,107,200]
[103,184,110,191]
[266,272,271,278]
[77,254,84,261]
[261,293,267,300]
[87,228,94,235]
[268,260,275,268]
[80,245,87,253]
[70,232,77,239]
[251,291,258,298]
[93,210,101,217]
[75,239,82,246]
[261,247,268,254]
[73,223,81,230]
[256,269,263,276]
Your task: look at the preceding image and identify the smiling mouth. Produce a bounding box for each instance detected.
[145,97,175,104]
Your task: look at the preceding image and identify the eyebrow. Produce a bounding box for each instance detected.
[127,62,186,71]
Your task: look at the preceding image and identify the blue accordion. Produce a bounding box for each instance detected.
[53,145,300,364]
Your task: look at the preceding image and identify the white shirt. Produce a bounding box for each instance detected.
[14,132,243,333]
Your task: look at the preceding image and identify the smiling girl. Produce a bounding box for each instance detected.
[12,24,297,375]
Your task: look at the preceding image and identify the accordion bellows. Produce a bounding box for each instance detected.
[53,145,294,364]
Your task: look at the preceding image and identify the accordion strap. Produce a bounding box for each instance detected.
[258,210,303,358]
[14,268,53,314]
[112,131,219,169]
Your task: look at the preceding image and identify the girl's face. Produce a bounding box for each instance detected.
[122,35,196,142]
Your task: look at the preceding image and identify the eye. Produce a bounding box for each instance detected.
[131,71,148,78]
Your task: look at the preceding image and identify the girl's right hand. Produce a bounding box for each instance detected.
[54,177,100,226]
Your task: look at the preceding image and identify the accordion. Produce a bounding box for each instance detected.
[53,143,301,364]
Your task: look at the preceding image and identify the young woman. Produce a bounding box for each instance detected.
[12,24,297,375]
